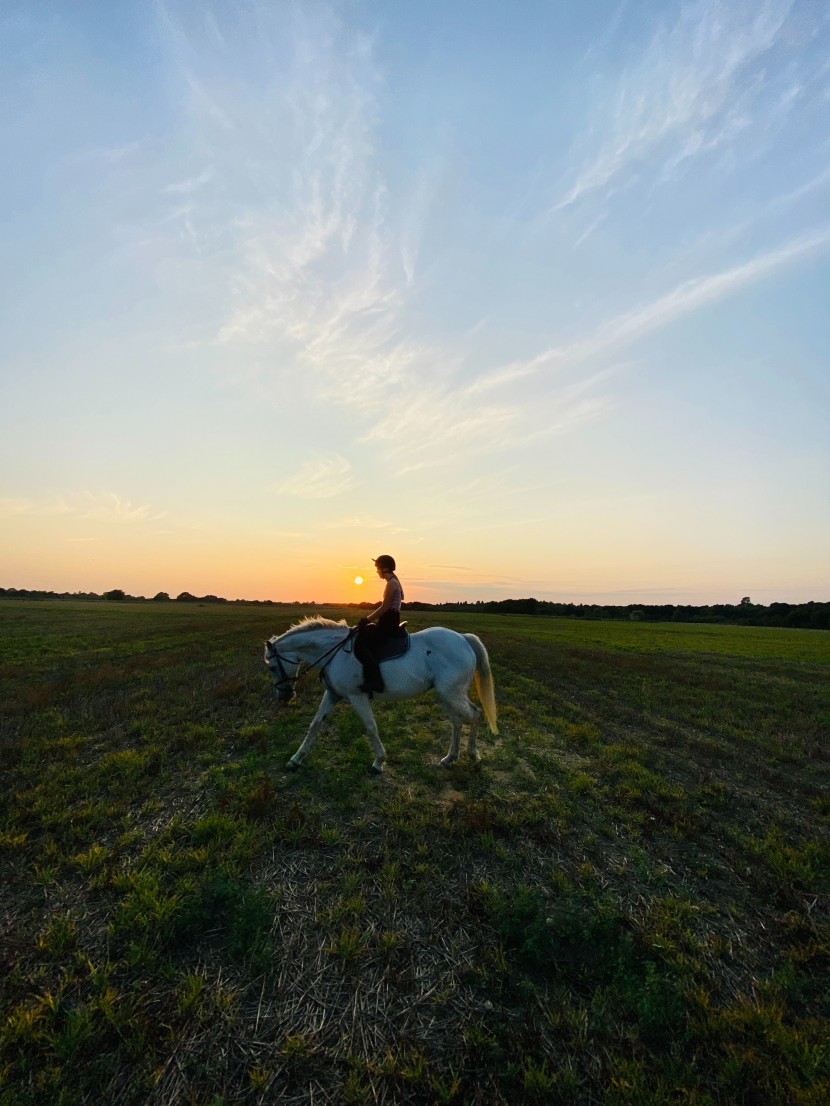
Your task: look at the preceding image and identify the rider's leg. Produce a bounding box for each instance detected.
[360,611,400,693]
[359,649,384,693]
[356,625,384,692]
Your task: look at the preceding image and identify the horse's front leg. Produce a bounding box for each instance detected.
[348,696,387,774]
[286,689,340,770]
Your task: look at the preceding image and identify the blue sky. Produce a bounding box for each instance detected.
[1,0,828,603]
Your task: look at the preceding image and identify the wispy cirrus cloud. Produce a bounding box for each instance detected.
[481,226,830,385]
[0,497,71,518]
[162,168,213,194]
[0,492,165,522]
[155,2,533,470]
[552,0,797,211]
[274,455,355,499]
[324,516,411,532]
[78,492,166,522]
[68,140,143,167]
[152,0,830,484]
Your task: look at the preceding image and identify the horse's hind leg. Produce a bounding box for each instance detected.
[441,721,462,767]
[439,693,481,767]
[467,704,483,762]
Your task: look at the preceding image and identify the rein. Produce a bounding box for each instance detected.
[268,627,357,691]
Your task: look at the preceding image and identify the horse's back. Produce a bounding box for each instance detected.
[410,625,478,668]
[410,625,465,645]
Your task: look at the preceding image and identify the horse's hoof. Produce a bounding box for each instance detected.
[285,759,301,772]
[369,763,384,775]
[440,756,457,769]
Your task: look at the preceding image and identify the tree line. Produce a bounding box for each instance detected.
[400,597,830,629]
[2,587,828,629]
[0,588,278,606]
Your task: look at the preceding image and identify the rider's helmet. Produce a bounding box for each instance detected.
[373,554,396,572]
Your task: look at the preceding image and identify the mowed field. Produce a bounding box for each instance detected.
[1,600,829,1106]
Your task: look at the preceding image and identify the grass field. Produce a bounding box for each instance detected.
[1,599,829,1105]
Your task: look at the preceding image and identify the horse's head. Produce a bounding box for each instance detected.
[263,636,300,704]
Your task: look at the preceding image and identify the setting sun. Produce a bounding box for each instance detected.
[354,576,363,586]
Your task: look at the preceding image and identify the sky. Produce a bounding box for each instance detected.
[1,0,829,605]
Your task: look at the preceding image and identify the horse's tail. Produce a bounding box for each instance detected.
[464,634,499,734]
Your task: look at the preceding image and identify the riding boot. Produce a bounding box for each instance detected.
[359,656,384,696]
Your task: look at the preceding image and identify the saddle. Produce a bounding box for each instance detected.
[373,622,410,663]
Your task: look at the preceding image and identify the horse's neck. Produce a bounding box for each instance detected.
[289,627,348,656]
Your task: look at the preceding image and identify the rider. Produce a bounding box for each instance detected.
[355,554,404,694]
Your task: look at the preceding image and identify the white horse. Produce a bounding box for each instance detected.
[264,617,498,773]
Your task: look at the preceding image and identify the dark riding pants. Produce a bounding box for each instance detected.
[355,610,400,690]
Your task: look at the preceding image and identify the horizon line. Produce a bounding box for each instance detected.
[2,586,827,609]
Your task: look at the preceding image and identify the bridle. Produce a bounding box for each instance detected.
[265,628,357,695]
[265,645,302,694]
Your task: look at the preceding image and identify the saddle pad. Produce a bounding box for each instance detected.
[376,630,411,664]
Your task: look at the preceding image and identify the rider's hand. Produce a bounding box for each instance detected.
[358,617,369,629]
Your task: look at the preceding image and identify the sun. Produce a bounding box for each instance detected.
[354,576,363,586]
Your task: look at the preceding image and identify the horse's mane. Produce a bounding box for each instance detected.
[285,615,349,636]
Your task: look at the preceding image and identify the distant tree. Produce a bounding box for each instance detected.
[103,588,126,601]
[740,596,752,606]
[153,591,171,601]
[176,591,197,602]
